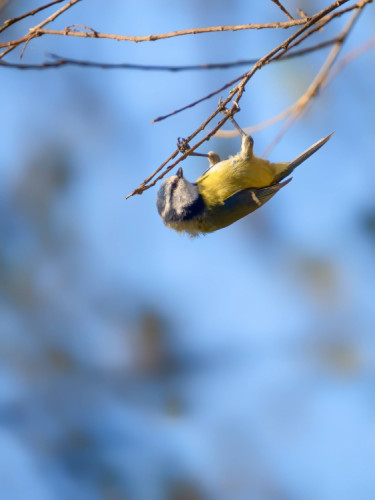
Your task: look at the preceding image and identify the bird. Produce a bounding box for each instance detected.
[157,120,333,236]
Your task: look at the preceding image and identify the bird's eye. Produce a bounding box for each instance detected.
[171,180,178,190]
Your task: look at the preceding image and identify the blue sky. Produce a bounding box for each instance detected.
[1,1,375,499]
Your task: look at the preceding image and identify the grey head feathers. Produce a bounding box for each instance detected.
[156,167,291,236]
[156,168,205,230]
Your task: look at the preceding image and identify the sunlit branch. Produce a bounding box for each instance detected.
[126,0,356,198]
[269,0,294,20]
[0,38,341,71]
[0,0,65,34]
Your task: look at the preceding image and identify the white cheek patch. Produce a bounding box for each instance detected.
[160,181,173,219]
[174,179,198,216]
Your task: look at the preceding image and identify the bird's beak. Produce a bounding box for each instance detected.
[177,167,183,178]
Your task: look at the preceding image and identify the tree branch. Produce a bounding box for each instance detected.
[151,0,364,124]
[126,0,357,198]
[1,0,371,201]
[262,7,364,156]
[269,0,295,20]
[0,38,341,71]
[0,0,82,58]
[0,18,311,51]
[0,0,65,34]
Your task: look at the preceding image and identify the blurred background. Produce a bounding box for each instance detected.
[1,1,375,499]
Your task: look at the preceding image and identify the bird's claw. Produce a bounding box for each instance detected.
[218,98,240,117]
[177,137,190,154]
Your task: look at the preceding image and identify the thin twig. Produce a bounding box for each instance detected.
[126,112,237,199]
[215,0,373,138]
[0,0,82,59]
[324,35,375,84]
[0,18,310,51]
[0,38,341,71]
[1,0,365,54]
[216,15,346,139]
[262,7,364,157]
[3,0,363,53]
[270,0,294,20]
[271,0,361,61]
[1,0,371,199]
[0,0,369,55]
[152,0,371,124]
[217,31,375,141]
[216,105,298,138]
[126,0,353,198]
[0,0,65,34]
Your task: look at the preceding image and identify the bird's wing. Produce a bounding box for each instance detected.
[222,178,292,211]
[202,179,292,232]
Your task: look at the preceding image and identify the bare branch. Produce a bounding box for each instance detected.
[1,0,367,57]
[262,7,364,156]
[0,0,65,34]
[269,0,295,20]
[0,39,341,71]
[152,0,363,124]
[324,35,375,84]
[1,0,371,200]
[216,0,373,138]
[0,0,82,58]
[1,18,310,51]
[126,0,356,198]
[221,6,370,143]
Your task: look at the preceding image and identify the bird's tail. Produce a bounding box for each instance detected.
[274,132,334,183]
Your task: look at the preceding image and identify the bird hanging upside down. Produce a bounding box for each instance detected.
[157,119,333,236]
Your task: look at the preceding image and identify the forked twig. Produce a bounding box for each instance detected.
[0,0,82,59]
[0,18,310,51]
[2,0,363,55]
[126,0,360,198]
[154,0,369,125]
[0,0,65,34]
[270,0,295,20]
[262,7,363,157]
[0,0,372,200]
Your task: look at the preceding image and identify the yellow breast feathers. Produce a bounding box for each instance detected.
[196,140,288,207]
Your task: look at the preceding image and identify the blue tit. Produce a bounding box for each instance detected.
[157,130,333,236]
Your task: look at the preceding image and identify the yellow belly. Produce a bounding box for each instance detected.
[197,156,288,206]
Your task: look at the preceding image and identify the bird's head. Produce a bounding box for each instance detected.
[156,167,200,224]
